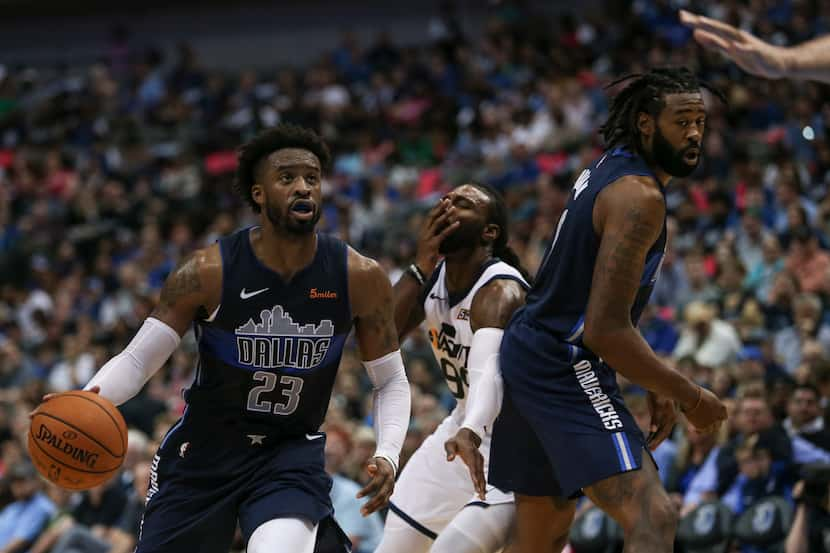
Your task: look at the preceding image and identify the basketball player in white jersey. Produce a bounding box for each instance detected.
[375,183,529,553]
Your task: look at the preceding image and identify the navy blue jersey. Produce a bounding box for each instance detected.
[181,228,352,439]
[510,147,666,359]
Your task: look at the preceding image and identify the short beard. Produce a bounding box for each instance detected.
[438,221,485,255]
[651,126,700,178]
[265,204,319,235]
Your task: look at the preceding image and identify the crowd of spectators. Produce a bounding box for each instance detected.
[1,0,830,551]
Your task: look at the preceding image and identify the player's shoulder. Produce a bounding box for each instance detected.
[346,247,391,316]
[170,243,222,283]
[470,271,527,330]
[473,277,526,305]
[600,173,665,214]
[346,246,385,280]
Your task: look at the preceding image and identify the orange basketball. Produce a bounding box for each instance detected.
[27,391,128,490]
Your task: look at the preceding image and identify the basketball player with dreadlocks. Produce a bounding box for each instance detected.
[451,68,730,553]
[375,184,529,553]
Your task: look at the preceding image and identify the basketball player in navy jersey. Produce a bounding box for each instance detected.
[46,125,412,553]
[375,184,529,553]
[458,68,729,553]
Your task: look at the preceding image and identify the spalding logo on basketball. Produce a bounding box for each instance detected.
[27,391,127,490]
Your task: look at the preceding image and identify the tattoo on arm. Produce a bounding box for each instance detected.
[590,204,662,325]
[352,256,401,358]
[601,207,654,289]
[365,303,399,353]
[153,252,203,319]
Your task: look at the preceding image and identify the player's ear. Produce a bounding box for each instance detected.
[637,111,654,138]
[251,184,265,209]
[483,223,500,245]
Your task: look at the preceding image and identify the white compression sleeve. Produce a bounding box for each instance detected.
[85,317,181,406]
[363,349,411,475]
[461,328,504,439]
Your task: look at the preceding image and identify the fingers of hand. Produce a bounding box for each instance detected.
[650,424,673,450]
[359,474,393,516]
[357,474,381,499]
[426,200,448,225]
[430,207,456,236]
[694,29,735,53]
[437,220,461,240]
[684,12,743,40]
[445,441,458,461]
[678,9,696,25]
[475,457,486,498]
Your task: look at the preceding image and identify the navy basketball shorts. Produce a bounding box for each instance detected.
[489,322,649,499]
[136,420,342,553]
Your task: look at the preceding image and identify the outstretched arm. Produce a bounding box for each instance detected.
[350,249,411,515]
[445,278,525,499]
[680,10,830,83]
[85,246,221,405]
[583,176,727,432]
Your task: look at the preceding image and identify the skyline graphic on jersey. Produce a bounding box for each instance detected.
[236,305,334,337]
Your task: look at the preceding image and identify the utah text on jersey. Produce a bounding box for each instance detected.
[429,323,470,398]
[235,305,333,370]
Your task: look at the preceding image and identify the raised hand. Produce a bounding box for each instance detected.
[679,10,790,79]
[414,199,460,276]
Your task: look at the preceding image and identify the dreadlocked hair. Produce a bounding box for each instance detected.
[234,124,331,213]
[599,67,726,154]
[470,183,532,283]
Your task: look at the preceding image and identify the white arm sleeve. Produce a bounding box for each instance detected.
[363,349,411,476]
[85,317,181,406]
[461,328,504,440]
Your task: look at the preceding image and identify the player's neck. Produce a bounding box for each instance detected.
[251,224,317,281]
[444,248,490,295]
[652,167,672,187]
[640,144,672,187]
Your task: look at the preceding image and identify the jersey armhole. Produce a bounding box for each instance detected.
[478,274,530,293]
[202,238,227,324]
[418,262,444,307]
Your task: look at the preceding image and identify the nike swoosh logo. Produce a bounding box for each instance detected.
[240,287,269,299]
[305,433,324,441]
[429,293,447,301]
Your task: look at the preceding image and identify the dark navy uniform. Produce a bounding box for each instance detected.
[137,228,352,553]
[489,148,666,498]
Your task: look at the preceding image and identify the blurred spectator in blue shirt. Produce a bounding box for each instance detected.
[324,427,383,553]
[0,461,55,553]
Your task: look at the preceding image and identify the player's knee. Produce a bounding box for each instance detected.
[642,490,678,538]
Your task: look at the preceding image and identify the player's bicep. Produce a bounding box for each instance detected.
[469,279,526,332]
[352,259,401,360]
[584,180,664,336]
[150,247,219,336]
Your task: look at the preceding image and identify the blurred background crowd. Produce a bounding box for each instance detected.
[1,0,830,551]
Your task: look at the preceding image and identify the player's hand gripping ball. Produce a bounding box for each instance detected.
[28,390,127,490]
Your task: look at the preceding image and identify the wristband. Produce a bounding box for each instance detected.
[407,264,426,286]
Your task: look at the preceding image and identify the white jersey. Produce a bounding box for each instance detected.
[422,259,528,425]
[385,259,528,538]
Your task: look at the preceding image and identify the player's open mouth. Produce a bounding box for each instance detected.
[684,149,699,162]
[290,200,315,219]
